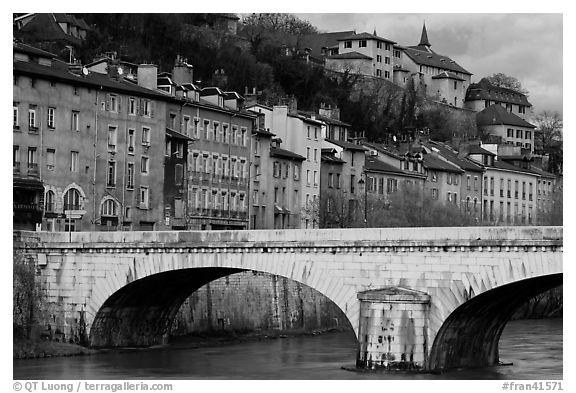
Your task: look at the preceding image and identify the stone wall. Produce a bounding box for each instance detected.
[171,271,348,336]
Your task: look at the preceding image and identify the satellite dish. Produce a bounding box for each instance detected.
[82,67,89,76]
[117,67,124,75]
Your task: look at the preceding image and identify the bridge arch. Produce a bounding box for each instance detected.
[427,273,562,371]
[87,257,356,347]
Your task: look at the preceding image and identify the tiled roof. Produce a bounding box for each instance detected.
[422,154,465,173]
[431,71,465,81]
[476,104,536,128]
[491,160,538,176]
[13,41,56,58]
[529,165,557,179]
[253,128,275,137]
[270,147,306,161]
[326,51,372,60]
[362,142,403,160]
[466,144,496,156]
[403,47,471,75]
[18,13,82,45]
[325,138,368,151]
[321,153,346,164]
[14,59,172,100]
[465,78,532,107]
[364,156,405,174]
[298,31,355,57]
[298,111,351,127]
[425,141,484,172]
[337,32,396,45]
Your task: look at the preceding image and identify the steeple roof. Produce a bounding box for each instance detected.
[419,22,431,47]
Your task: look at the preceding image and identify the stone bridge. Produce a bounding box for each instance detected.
[13,226,562,371]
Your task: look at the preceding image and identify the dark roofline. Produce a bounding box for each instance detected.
[270,147,306,161]
[325,138,368,151]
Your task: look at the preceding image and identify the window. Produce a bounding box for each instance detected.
[307,126,311,139]
[129,97,136,115]
[45,190,55,213]
[525,131,532,139]
[46,149,55,170]
[64,188,81,210]
[108,126,117,152]
[71,111,79,131]
[376,55,382,63]
[141,156,149,174]
[385,43,391,50]
[314,127,318,140]
[394,49,401,58]
[344,41,352,48]
[447,173,453,185]
[183,116,190,136]
[142,127,150,145]
[13,104,19,128]
[314,149,318,162]
[128,129,135,153]
[453,81,457,90]
[350,175,356,193]
[500,178,504,197]
[102,199,117,216]
[47,107,55,128]
[143,100,151,117]
[294,164,300,181]
[432,188,438,200]
[127,163,135,189]
[307,170,311,185]
[139,187,149,209]
[529,182,533,201]
[490,177,494,196]
[109,94,118,112]
[107,161,116,187]
[522,181,526,200]
[516,130,522,138]
[307,147,311,161]
[507,179,512,198]
[241,128,247,146]
[232,126,238,144]
[70,151,79,172]
[313,171,318,187]
[169,113,177,129]
[376,69,382,77]
[514,180,519,199]
[28,105,37,129]
[358,40,367,48]
[27,147,38,173]
[336,173,341,189]
[507,128,514,138]
[13,146,20,171]
[474,176,478,191]
[175,163,184,186]
[328,173,334,188]
[385,57,390,64]
[386,178,398,194]
[467,175,471,190]
[384,71,390,79]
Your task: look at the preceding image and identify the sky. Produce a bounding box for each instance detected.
[294,13,563,117]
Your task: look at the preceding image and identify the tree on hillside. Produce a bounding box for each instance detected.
[486,72,530,96]
[534,111,563,174]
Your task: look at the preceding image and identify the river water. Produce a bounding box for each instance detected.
[13,318,562,380]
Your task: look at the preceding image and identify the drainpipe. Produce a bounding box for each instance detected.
[93,88,101,229]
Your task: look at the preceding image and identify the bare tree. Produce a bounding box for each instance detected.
[486,72,530,96]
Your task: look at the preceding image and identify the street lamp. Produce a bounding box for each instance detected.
[358,174,367,227]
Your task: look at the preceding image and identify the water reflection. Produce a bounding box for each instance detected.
[13,318,562,380]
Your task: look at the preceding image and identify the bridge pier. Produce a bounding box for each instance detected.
[356,287,430,370]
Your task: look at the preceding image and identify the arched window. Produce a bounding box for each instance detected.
[101,199,117,217]
[64,188,81,210]
[45,190,55,212]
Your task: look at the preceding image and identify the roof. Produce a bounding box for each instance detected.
[529,165,557,179]
[288,113,324,126]
[13,41,56,59]
[431,71,465,81]
[13,59,172,101]
[325,138,368,151]
[422,154,465,173]
[364,156,405,175]
[270,147,305,161]
[337,32,396,45]
[425,141,484,172]
[465,78,532,107]
[252,127,275,137]
[298,31,355,57]
[362,142,403,160]
[166,128,194,141]
[419,23,431,47]
[200,87,224,96]
[476,104,536,128]
[326,51,372,60]
[298,111,351,127]
[466,144,496,156]
[393,65,410,73]
[403,47,472,75]
[179,82,201,92]
[491,159,538,176]
[18,13,83,45]
[321,152,346,164]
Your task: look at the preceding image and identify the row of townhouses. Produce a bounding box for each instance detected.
[13,37,559,232]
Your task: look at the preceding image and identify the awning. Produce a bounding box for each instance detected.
[274,205,284,214]
[166,128,194,141]
[13,178,44,190]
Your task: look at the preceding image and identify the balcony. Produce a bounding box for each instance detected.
[27,163,39,177]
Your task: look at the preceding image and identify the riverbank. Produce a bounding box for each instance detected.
[13,339,98,359]
[13,327,350,359]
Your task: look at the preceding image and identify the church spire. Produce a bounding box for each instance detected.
[419,21,431,47]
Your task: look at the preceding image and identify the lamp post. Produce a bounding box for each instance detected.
[357,173,367,227]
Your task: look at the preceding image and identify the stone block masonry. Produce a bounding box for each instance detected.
[171,271,346,335]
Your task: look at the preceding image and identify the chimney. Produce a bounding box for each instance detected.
[172,57,194,86]
[137,64,158,90]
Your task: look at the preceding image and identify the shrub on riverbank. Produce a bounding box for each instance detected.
[14,339,97,359]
